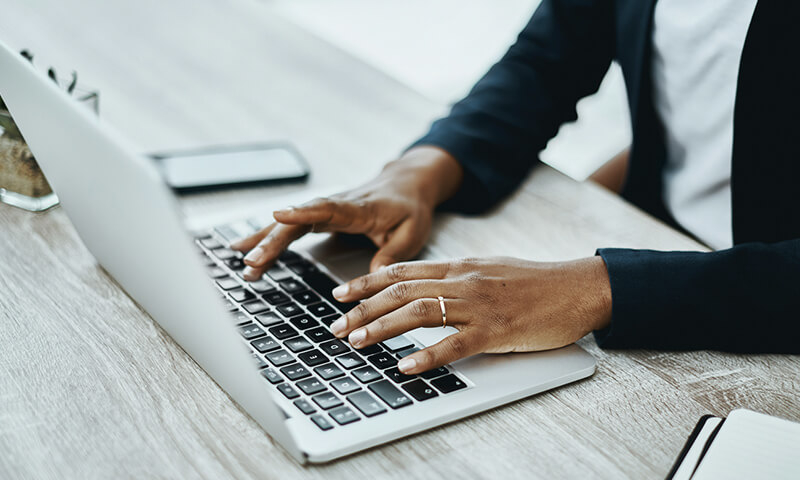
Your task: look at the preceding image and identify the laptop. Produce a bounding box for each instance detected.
[0,39,596,463]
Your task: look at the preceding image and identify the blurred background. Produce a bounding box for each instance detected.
[271,0,631,180]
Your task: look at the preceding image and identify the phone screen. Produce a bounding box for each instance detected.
[154,143,309,191]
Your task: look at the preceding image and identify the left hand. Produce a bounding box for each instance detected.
[328,256,612,374]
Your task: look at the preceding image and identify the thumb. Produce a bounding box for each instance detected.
[369,220,425,272]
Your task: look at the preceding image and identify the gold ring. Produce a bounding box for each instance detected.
[437,296,447,328]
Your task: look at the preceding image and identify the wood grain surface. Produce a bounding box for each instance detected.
[1,1,797,479]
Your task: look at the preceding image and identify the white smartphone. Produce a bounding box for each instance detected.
[150,142,310,192]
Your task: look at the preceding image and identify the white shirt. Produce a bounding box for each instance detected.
[652,0,758,250]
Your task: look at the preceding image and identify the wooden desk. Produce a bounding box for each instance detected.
[1,1,797,478]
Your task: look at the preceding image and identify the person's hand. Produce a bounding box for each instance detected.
[230,147,463,281]
[327,256,612,374]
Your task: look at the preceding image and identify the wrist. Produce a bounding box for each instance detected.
[586,256,613,332]
[382,146,463,210]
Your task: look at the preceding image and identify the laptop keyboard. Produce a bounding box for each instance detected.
[195,221,469,432]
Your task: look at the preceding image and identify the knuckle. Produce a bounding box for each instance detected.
[446,334,470,357]
[409,298,432,319]
[387,282,411,304]
[356,275,372,293]
[386,263,407,283]
[351,302,370,325]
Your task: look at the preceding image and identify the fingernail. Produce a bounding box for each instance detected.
[349,328,366,347]
[244,247,264,264]
[242,266,259,281]
[274,206,296,214]
[330,317,347,336]
[229,238,244,250]
[332,283,349,300]
[398,357,417,373]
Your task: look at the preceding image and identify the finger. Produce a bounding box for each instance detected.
[346,298,469,349]
[397,330,483,375]
[273,198,373,233]
[329,280,458,337]
[331,260,451,303]
[241,223,310,281]
[229,223,276,252]
[369,220,427,272]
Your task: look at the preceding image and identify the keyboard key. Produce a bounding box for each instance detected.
[335,352,366,370]
[368,380,413,409]
[329,406,360,425]
[276,383,300,399]
[314,363,345,381]
[215,223,252,243]
[238,324,266,340]
[264,291,290,305]
[200,237,223,250]
[367,352,397,370]
[331,377,361,395]
[278,279,307,294]
[292,291,320,305]
[248,280,277,294]
[230,289,255,303]
[251,354,268,369]
[261,368,283,384]
[293,398,317,415]
[298,349,328,367]
[320,339,349,357]
[212,248,237,260]
[267,265,294,282]
[310,414,334,431]
[289,314,318,330]
[207,266,227,278]
[352,366,381,384]
[320,315,339,327]
[312,392,343,410]
[301,271,360,313]
[284,337,313,353]
[420,367,449,380]
[251,336,280,353]
[307,302,336,318]
[385,367,416,384]
[296,377,327,396]
[347,391,387,417]
[354,344,383,356]
[287,259,318,276]
[431,374,467,393]
[242,301,270,315]
[268,324,299,340]
[396,347,420,359]
[225,257,245,270]
[402,379,439,401]
[279,250,303,263]
[265,349,294,367]
[222,299,238,312]
[305,327,334,343]
[280,364,311,381]
[382,335,415,353]
[255,312,282,327]
[276,302,303,318]
[216,277,240,291]
[231,311,250,325]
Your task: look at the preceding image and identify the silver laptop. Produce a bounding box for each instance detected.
[0,39,595,463]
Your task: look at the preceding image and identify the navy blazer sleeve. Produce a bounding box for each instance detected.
[409,0,616,213]
[410,0,800,354]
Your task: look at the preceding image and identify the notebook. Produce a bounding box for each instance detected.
[667,409,800,480]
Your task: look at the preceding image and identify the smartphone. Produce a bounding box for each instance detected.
[150,142,310,192]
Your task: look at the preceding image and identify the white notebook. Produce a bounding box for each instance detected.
[669,409,800,480]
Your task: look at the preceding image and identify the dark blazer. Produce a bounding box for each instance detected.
[411,0,800,353]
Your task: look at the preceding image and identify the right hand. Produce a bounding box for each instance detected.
[230,146,463,281]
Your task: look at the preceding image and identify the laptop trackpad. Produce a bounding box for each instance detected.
[408,326,459,348]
